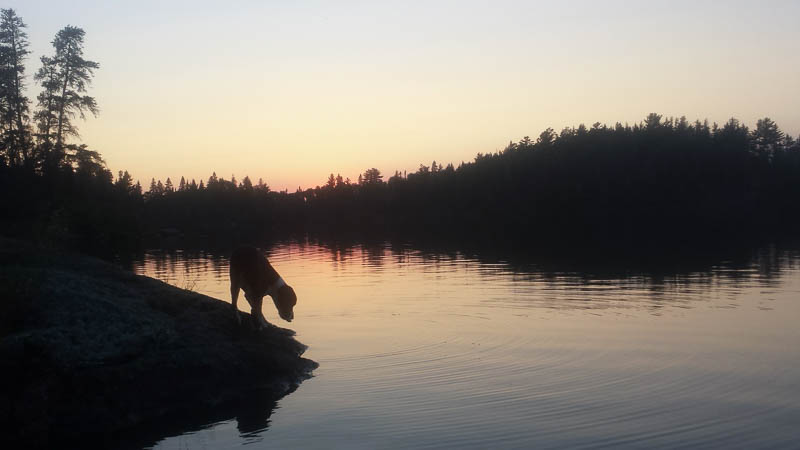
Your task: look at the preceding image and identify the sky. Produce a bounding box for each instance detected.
[7,1,800,191]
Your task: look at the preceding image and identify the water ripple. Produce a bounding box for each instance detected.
[136,242,800,449]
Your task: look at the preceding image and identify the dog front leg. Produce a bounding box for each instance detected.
[250,296,269,330]
[230,282,242,325]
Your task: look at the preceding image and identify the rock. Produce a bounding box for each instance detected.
[0,238,317,448]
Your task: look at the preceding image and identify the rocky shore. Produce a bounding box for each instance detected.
[0,239,317,448]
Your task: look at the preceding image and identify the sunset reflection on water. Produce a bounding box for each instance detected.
[132,240,800,449]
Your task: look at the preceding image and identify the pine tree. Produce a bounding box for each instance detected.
[33,26,99,169]
[362,168,383,185]
[0,9,31,166]
[114,170,134,194]
[753,118,784,155]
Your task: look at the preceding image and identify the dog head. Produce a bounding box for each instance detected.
[272,284,296,322]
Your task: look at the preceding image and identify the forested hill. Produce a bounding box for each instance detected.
[142,114,800,240]
[6,113,800,252]
[0,8,798,252]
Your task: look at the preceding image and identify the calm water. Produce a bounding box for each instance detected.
[131,240,800,449]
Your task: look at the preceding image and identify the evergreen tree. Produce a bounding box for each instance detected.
[32,54,58,158]
[0,9,31,166]
[179,176,186,191]
[34,26,99,169]
[536,128,556,146]
[115,170,134,194]
[752,117,783,155]
[362,168,383,185]
[164,177,173,192]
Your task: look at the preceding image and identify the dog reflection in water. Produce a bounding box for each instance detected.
[229,246,297,328]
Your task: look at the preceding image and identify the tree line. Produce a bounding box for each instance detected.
[140,113,800,243]
[1,7,799,253]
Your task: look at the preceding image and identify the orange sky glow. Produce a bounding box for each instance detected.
[9,1,800,191]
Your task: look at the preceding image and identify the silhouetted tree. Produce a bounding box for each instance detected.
[0,8,31,167]
[241,175,253,191]
[361,168,383,185]
[752,117,783,155]
[537,128,556,146]
[644,112,662,130]
[115,170,134,194]
[33,25,98,170]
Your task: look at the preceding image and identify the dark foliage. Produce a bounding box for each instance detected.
[4,114,800,253]
[131,114,800,245]
[1,11,799,252]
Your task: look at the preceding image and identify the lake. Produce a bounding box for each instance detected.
[130,238,800,449]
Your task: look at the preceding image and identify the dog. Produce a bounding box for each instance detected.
[230,246,297,328]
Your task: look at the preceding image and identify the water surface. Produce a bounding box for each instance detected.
[131,240,800,449]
